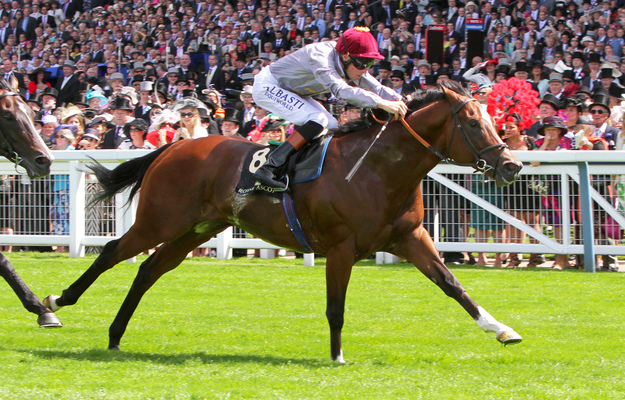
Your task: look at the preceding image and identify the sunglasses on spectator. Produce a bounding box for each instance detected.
[350,57,374,70]
[129,128,143,132]
[180,112,196,118]
[590,109,606,114]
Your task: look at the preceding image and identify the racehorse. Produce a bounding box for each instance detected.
[0,77,61,328]
[44,81,522,361]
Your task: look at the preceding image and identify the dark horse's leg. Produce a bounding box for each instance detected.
[44,228,163,311]
[393,226,521,344]
[325,241,356,363]
[108,229,222,350]
[0,251,62,327]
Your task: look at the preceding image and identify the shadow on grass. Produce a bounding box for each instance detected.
[6,347,333,368]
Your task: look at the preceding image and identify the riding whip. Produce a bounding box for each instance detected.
[345,115,393,182]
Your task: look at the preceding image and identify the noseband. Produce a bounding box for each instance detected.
[0,90,26,172]
[399,97,508,176]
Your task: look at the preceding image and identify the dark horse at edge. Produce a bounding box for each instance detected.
[0,77,61,327]
[45,81,522,361]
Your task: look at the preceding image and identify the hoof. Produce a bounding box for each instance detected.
[332,350,346,364]
[497,330,522,346]
[108,345,120,351]
[37,312,63,328]
[42,295,61,312]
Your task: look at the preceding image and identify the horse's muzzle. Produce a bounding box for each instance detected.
[497,160,523,186]
[28,154,54,178]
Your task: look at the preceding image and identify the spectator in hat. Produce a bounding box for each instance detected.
[243,105,269,139]
[55,60,81,107]
[547,72,565,100]
[588,93,618,150]
[528,60,549,96]
[40,114,59,147]
[581,52,602,90]
[377,60,392,87]
[389,69,407,94]
[240,85,255,125]
[109,73,127,96]
[526,93,561,138]
[165,68,180,97]
[101,96,134,149]
[76,129,101,150]
[221,108,243,137]
[463,58,498,85]
[135,81,153,124]
[571,51,588,82]
[227,52,253,91]
[117,119,155,150]
[171,98,210,141]
[257,117,289,145]
[27,67,51,97]
[60,106,86,139]
[600,66,618,90]
[174,75,190,100]
[39,86,58,117]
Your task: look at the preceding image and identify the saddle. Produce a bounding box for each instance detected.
[235,134,333,196]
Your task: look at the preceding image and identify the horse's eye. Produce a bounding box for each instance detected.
[470,120,480,128]
[4,113,14,120]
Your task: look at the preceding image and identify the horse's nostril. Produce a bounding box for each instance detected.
[503,161,522,177]
[35,156,51,167]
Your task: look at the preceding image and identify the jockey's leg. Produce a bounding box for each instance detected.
[253,121,324,190]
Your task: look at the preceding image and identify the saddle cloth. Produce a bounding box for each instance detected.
[235,134,333,196]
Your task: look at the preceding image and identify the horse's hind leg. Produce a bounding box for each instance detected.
[108,228,225,350]
[0,252,62,327]
[393,226,522,345]
[46,227,162,311]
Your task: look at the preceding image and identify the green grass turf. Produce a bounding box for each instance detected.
[0,253,624,399]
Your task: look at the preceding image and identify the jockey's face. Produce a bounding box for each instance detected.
[342,54,369,81]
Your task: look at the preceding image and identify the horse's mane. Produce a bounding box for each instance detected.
[334,80,472,135]
[0,78,12,92]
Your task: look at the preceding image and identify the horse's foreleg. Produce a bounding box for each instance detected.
[108,230,218,350]
[325,242,356,363]
[0,251,62,327]
[393,226,522,345]
[48,230,160,311]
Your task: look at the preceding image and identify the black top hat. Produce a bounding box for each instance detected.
[601,67,615,79]
[572,51,585,61]
[587,52,602,64]
[223,108,241,124]
[41,86,59,98]
[109,96,133,111]
[72,93,89,107]
[197,107,211,120]
[495,64,510,76]
[562,70,575,81]
[590,93,611,115]
[391,70,405,80]
[378,60,392,71]
[236,52,247,62]
[541,93,561,110]
[565,94,585,111]
[577,86,592,96]
[514,61,529,73]
[131,74,145,83]
[538,116,567,136]
[436,67,450,77]
[424,75,437,85]
[176,74,189,85]
[27,94,41,106]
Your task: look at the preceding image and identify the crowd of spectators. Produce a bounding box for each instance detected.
[0,0,623,268]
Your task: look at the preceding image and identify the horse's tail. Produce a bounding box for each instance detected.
[88,143,173,204]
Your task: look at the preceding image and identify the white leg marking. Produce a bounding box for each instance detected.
[334,349,345,364]
[475,306,522,344]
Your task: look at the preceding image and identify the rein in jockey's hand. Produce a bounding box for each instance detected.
[377,99,408,120]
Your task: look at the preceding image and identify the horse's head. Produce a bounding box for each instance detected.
[440,84,522,186]
[0,77,54,178]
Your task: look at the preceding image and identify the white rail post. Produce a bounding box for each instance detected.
[217,226,233,260]
[69,160,85,258]
[303,253,315,266]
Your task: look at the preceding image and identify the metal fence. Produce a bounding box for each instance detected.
[0,150,622,271]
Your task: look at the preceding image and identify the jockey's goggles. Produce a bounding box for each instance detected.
[350,57,375,70]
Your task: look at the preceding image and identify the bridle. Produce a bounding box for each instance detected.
[394,96,508,176]
[0,90,26,172]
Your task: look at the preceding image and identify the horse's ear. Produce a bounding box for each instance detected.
[8,75,18,92]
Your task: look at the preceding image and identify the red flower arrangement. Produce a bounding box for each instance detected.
[486,77,540,131]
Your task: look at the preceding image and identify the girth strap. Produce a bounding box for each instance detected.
[282,192,315,254]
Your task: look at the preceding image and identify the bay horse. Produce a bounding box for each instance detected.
[0,77,61,328]
[44,81,522,361]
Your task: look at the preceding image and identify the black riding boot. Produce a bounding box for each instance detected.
[253,121,324,191]
[253,140,297,190]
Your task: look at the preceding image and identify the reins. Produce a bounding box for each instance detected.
[371,96,508,176]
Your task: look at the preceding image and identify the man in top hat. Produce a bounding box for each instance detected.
[39,86,58,117]
[589,93,617,150]
[221,108,244,137]
[55,60,81,107]
[227,52,253,91]
[135,81,153,124]
[377,60,392,87]
[240,85,255,125]
[164,67,180,97]
[600,66,620,90]
[571,51,588,82]
[389,69,407,94]
[513,61,529,81]
[581,52,602,90]
[102,97,135,149]
[174,75,190,100]
[117,119,155,150]
[526,93,561,138]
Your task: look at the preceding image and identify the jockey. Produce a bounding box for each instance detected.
[252,26,408,190]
